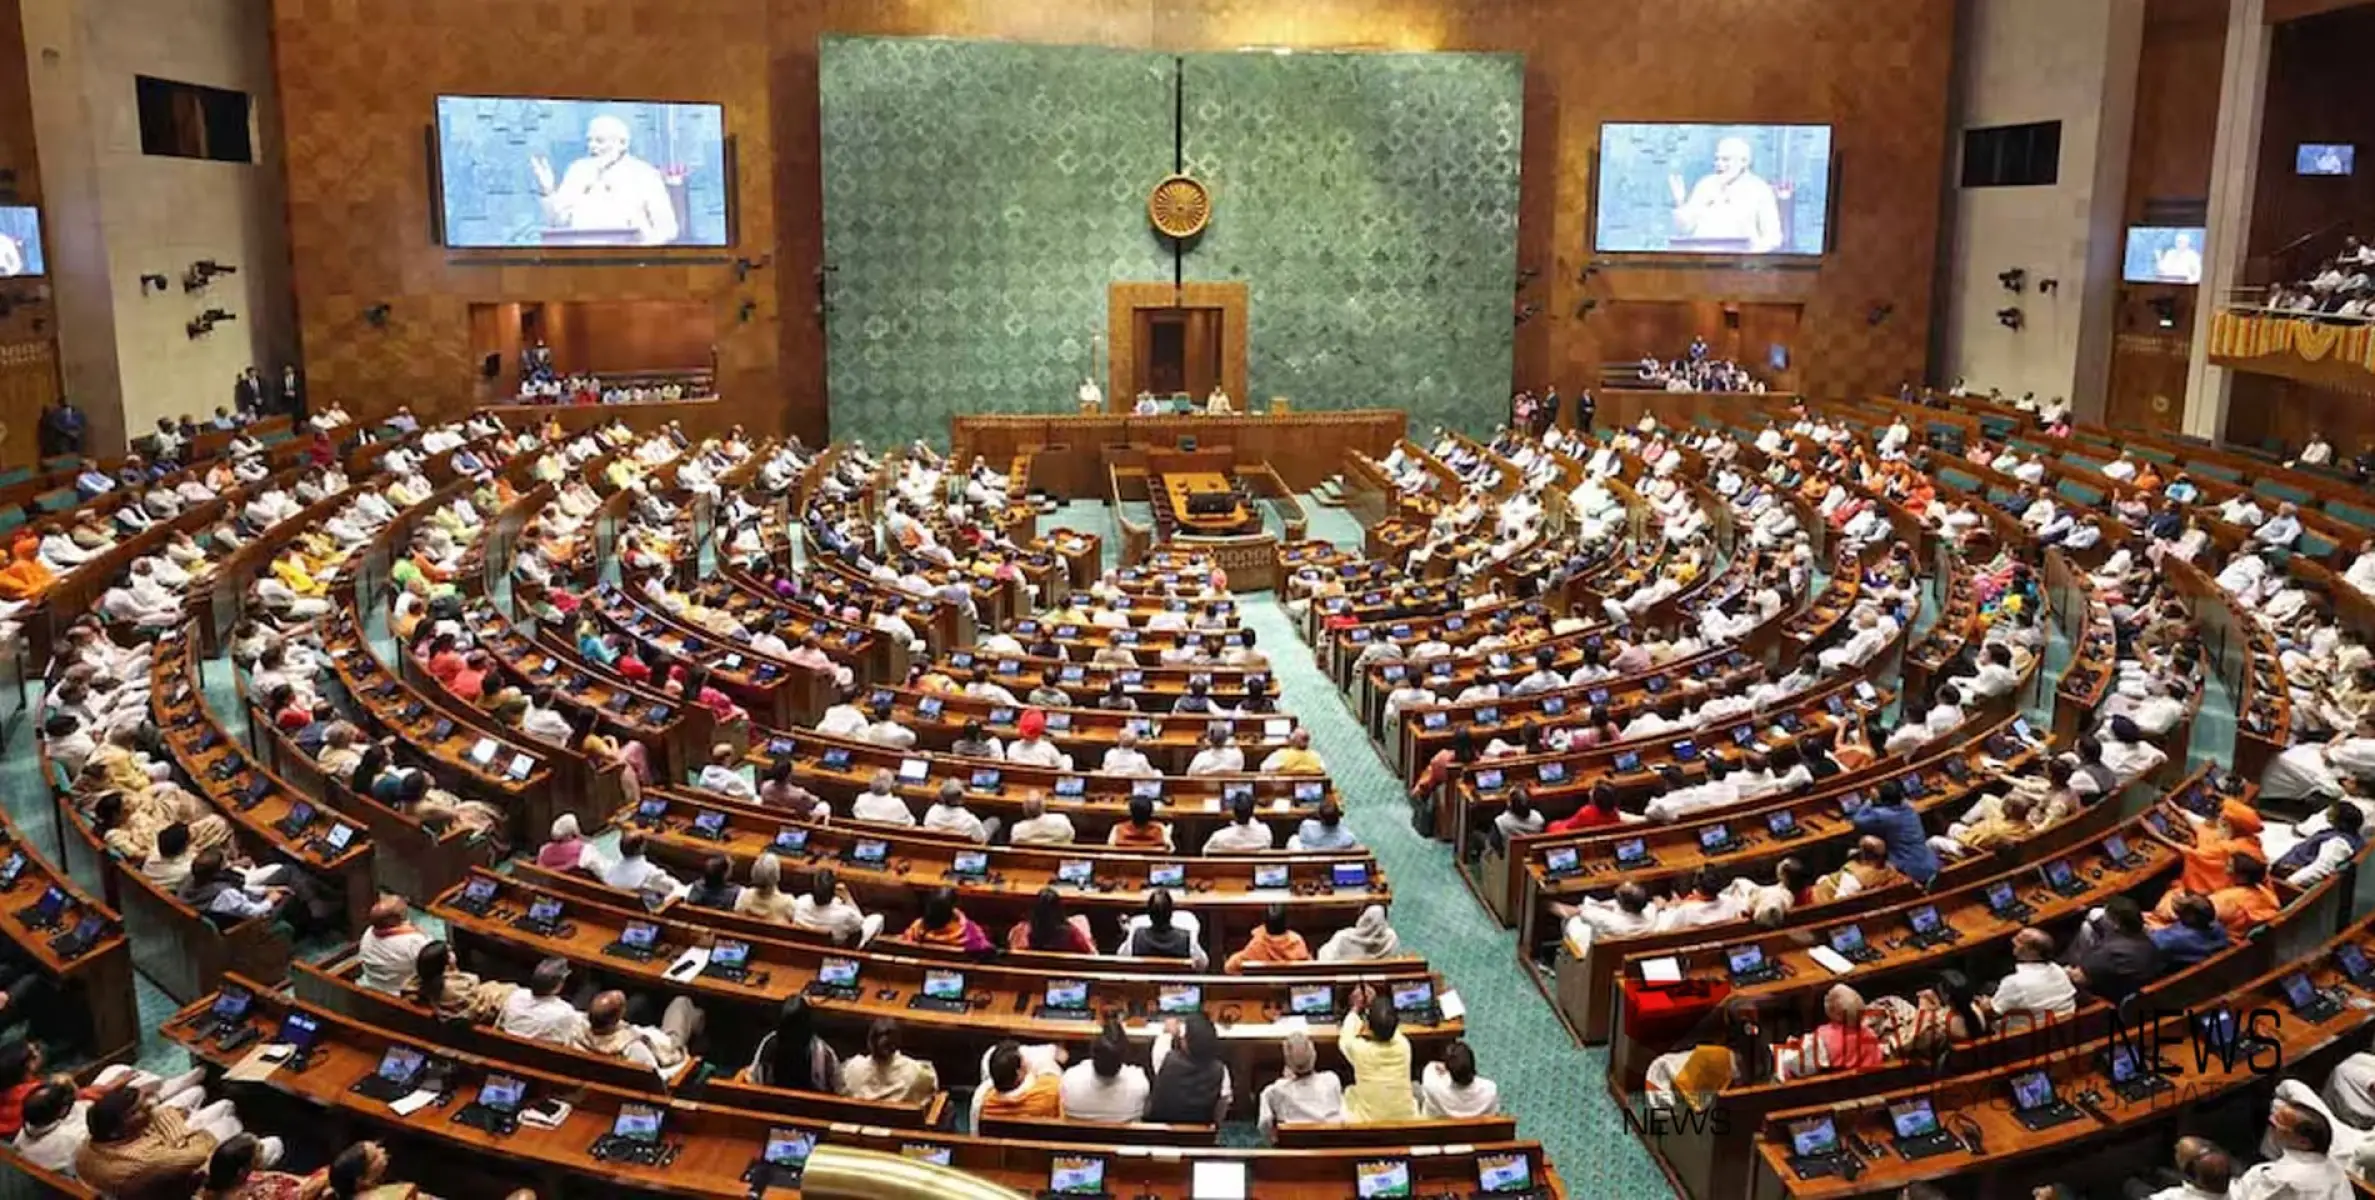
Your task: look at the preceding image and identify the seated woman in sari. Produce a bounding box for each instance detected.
[1774,984,1888,1081]
[902,886,993,953]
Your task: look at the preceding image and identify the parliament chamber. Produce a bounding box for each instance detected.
[5,1,2375,1198]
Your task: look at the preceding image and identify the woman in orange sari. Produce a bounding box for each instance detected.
[903,886,993,952]
[1224,904,1311,974]
[1829,715,1878,773]
[0,538,53,601]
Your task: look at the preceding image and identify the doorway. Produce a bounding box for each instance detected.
[1132,307,1223,399]
[1107,282,1249,412]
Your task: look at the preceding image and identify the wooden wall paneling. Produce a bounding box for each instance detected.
[0,0,59,465]
[2246,5,2375,281]
[2219,372,2375,457]
[268,0,778,432]
[275,0,1955,433]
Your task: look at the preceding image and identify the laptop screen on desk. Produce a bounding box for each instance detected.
[1789,1117,1838,1157]
[1049,1156,1106,1197]
[611,1104,662,1143]
[1355,1159,1413,1199]
[477,1074,526,1113]
[1476,1153,1533,1195]
[375,1046,425,1083]
[763,1128,816,1168]
[2009,1070,2056,1112]
[1888,1098,1939,1138]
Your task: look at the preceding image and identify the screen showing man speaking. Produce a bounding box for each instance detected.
[0,208,44,277]
[1594,123,1833,256]
[2122,226,2204,285]
[436,96,728,248]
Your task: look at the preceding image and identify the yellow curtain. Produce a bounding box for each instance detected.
[2210,311,2375,373]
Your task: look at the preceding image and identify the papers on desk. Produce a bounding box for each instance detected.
[664,947,710,979]
[1808,946,1856,975]
[1639,956,1683,986]
[1438,990,1466,1022]
[388,1089,441,1117]
[1270,799,1292,813]
[225,1044,289,1083]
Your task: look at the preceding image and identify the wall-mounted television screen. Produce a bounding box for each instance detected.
[2298,143,2355,176]
[2123,226,2205,285]
[435,96,728,249]
[1594,123,1833,256]
[0,207,44,277]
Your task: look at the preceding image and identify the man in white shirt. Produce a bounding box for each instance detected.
[1652,870,1742,932]
[2261,725,2375,801]
[1058,1027,1149,1124]
[1980,928,2077,1022]
[534,116,680,245]
[2100,678,2185,737]
[2253,502,2304,550]
[1962,644,2022,700]
[1098,730,1159,778]
[355,897,430,993]
[1186,727,1245,776]
[1201,796,1274,853]
[1817,607,1892,672]
[923,780,999,844]
[851,771,917,826]
[817,691,870,738]
[1006,726,1071,770]
[696,744,758,799]
[575,989,701,1077]
[862,704,917,750]
[2233,1097,2353,1200]
[1550,883,1657,947]
[1668,136,1784,252]
[2217,494,2266,529]
[1884,686,1965,756]
[791,869,881,946]
[498,958,589,1043]
[2218,552,2271,597]
[1008,793,1077,846]
[599,831,687,900]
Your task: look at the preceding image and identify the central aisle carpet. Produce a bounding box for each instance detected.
[1051,498,1669,1194]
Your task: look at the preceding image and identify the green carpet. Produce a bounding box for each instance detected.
[1052,496,1666,1193]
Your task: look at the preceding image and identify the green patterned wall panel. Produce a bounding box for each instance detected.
[820,39,1522,446]
[1180,52,1522,438]
[819,37,1175,446]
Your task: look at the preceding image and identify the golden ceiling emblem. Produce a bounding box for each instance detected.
[1148,174,1211,239]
